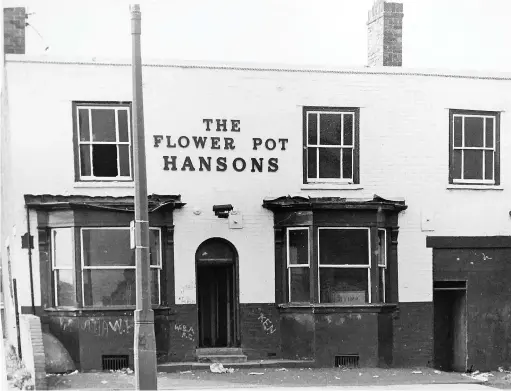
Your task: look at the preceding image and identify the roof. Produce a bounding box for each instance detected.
[24,194,185,213]
[262,194,407,212]
[7,55,511,81]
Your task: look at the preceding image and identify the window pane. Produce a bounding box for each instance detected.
[485,151,494,180]
[464,117,484,147]
[118,110,129,142]
[289,268,310,302]
[307,113,317,145]
[342,148,353,179]
[118,145,131,177]
[82,229,133,267]
[453,116,462,148]
[78,109,90,141]
[91,109,116,142]
[319,114,342,145]
[343,114,353,146]
[307,148,317,179]
[379,267,385,303]
[288,229,308,265]
[149,230,161,266]
[150,269,160,305]
[452,149,462,180]
[377,230,386,266]
[80,145,91,177]
[197,240,234,261]
[83,269,135,306]
[319,229,369,265]
[55,270,77,307]
[92,144,118,177]
[52,228,74,268]
[318,148,340,178]
[463,150,483,180]
[485,117,494,148]
[319,268,368,304]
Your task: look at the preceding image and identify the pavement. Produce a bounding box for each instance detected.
[45,367,497,390]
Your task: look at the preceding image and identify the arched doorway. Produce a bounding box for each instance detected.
[195,238,239,347]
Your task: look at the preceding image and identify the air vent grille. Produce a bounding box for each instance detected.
[102,355,129,371]
[335,354,359,368]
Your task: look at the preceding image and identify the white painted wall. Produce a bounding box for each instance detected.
[4,56,511,306]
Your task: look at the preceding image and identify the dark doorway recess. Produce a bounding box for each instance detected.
[433,281,467,372]
[196,238,239,348]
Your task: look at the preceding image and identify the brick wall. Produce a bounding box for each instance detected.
[3,8,25,54]
[19,315,47,390]
[367,0,403,66]
[240,304,281,359]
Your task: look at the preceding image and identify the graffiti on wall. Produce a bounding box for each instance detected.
[177,282,195,304]
[258,312,277,335]
[174,323,195,341]
[81,318,134,337]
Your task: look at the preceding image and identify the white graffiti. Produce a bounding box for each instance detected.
[174,323,195,341]
[258,313,277,335]
[81,318,133,337]
[482,253,492,261]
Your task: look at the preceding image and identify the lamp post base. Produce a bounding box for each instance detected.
[134,309,157,390]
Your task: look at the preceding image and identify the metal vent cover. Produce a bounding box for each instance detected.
[335,354,359,368]
[102,355,129,371]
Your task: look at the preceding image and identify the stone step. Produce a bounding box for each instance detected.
[196,354,247,363]
[195,347,244,356]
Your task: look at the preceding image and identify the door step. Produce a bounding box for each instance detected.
[195,348,247,363]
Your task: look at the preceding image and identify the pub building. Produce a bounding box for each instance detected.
[3,1,511,372]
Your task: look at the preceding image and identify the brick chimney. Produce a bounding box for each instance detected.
[3,8,26,54]
[367,0,403,67]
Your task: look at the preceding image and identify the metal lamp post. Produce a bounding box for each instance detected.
[131,4,158,390]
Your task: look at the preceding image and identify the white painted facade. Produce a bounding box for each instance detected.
[3,55,511,319]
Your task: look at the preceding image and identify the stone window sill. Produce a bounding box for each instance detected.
[446,184,503,191]
[74,181,134,189]
[278,303,397,314]
[301,184,364,190]
[44,305,172,314]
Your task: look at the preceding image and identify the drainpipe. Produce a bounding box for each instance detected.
[25,207,35,315]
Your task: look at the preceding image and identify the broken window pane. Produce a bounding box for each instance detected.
[289,268,310,302]
[288,229,308,265]
[91,109,116,142]
[463,149,483,180]
[319,229,369,265]
[319,114,342,145]
[319,268,368,304]
[318,148,340,178]
[52,228,74,268]
[464,117,484,147]
[92,144,118,177]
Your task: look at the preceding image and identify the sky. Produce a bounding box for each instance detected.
[4,0,511,71]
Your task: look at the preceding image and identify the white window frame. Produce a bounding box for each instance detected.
[80,227,162,307]
[377,228,387,303]
[306,110,355,184]
[76,105,133,182]
[51,228,76,307]
[286,227,310,302]
[452,113,496,185]
[317,227,371,304]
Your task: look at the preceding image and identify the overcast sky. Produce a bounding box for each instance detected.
[5,0,511,71]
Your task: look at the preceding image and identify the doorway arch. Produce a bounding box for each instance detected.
[195,238,239,347]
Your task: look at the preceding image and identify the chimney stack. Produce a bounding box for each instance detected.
[367,0,403,67]
[3,8,26,54]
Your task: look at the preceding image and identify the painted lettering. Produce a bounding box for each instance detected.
[252,138,263,150]
[163,156,177,171]
[203,118,213,131]
[211,137,221,149]
[178,136,190,148]
[232,158,247,172]
[278,138,289,150]
[231,119,241,132]
[216,157,227,172]
[251,158,263,172]
[153,135,164,148]
[268,157,278,172]
[193,136,208,149]
[166,135,177,148]
[265,138,276,151]
[224,137,235,150]
[199,156,212,171]
[181,156,196,171]
[216,119,228,132]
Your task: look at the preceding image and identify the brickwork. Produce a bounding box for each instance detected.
[20,315,47,390]
[393,302,433,367]
[240,304,281,359]
[3,8,26,54]
[367,0,403,66]
[166,305,198,362]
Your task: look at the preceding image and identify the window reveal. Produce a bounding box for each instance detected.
[81,228,162,307]
[286,228,310,302]
[450,110,500,185]
[304,108,359,184]
[75,104,132,181]
[318,228,370,304]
